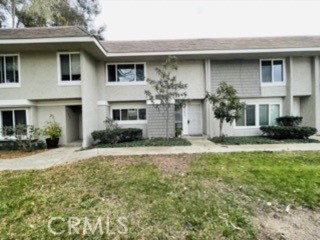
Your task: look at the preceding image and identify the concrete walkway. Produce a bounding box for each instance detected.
[1,138,320,171]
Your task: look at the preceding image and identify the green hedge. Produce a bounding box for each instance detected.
[276,116,303,127]
[0,140,46,152]
[91,128,143,144]
[260,126,317,139]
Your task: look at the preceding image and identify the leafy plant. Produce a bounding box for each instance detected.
[42,114,62,139]
[145,56,188,140]
[104,117,119,130]
[276,116,303,126]
[92,128,143,144]
[260,126,317,139]
[206,82,244,137]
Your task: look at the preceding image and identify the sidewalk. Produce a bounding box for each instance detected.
[1,138,320,171]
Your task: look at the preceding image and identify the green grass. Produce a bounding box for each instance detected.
[0,151,319,239]
[210,136,320,145]
[95,137,191,148]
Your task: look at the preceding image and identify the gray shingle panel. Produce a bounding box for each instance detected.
[0,26,89,39]
[101,36,320,53]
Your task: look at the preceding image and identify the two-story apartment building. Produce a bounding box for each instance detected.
[0,26,319,147]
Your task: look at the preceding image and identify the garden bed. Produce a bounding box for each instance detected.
[94,138,191,148]
[210,136,320,145]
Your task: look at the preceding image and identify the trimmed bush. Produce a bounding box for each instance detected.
[0,140,46,152]
[91,128,143,144]
[276,116,303,127]
[260,126,317,139]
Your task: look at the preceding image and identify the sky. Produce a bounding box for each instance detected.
[97,0,320,41]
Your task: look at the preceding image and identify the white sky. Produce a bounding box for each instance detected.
[97,0,320,40]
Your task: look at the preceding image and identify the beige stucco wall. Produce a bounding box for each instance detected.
[0,52,81,100]
[104,60,206,102]
[292,57,312,96]
[81,51,99,147]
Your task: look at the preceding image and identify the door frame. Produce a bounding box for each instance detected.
[182,102,203,136]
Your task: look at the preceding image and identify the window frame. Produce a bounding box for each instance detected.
[57,52,81,86]
[260,59,286,86]
[111,107,147,124]
[234,101,282,129]
[106,62,147,86]
[0,108,28,138]
[0,54,21,88]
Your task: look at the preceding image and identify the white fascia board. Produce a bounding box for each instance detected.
[0,99,34,107]
[107,47,320,57]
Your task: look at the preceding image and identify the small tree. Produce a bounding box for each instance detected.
[206,82,244,137]
[145,56,187,140]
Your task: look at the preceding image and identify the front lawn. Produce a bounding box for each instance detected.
[0,152,319,239]
[94,137,191,148]
[0,149,47,159]
[210,136,320,145]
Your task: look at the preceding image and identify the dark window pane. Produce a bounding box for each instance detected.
[262,61,272,83]
[259,105,269,126]
[60,55,70,81]
[136,64,145,81]
[236,108,245,126]
[246,105,256,126]
[6,56,18,83]
[112,109,120,121]
[71,54,81,81]
[273,60,283,82]
[128,109,137,120]
[15,110,27,126]
[118,64,135,82]
[138,109,146,120]
[0,57,4,83]
[108,65,116,82]
[2,111,13,127]
[121,109,128,120]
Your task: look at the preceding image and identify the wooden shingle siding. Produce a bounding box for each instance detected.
[211,60,261,97]
[147,105,175,138]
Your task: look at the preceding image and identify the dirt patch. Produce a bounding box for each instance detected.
[100,154,197,174]
[0,149,47,159]
[252,207,320,240]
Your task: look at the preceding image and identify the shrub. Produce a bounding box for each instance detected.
[91,128,143,144]
[43,115,62,139]
[276,116,303,127]
[260,126,317,139]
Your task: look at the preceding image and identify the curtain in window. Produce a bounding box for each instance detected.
[6,56,18,83]
[273,61,283,82]
[259,105,269,126]
[270,105,280,125]
[117,65,135,82]
[71,54,81,81]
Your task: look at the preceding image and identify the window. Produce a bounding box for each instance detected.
[107,63,145,83]
[236,103,280,127]
[59,53,81,84]
[0,55,19,86]
[261,60,284,84]
[175,105,183,129]
[112,108,147,122]
[236,105,256,127]
[1,110,27,136]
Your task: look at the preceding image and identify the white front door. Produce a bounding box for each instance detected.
[186,103,203,135]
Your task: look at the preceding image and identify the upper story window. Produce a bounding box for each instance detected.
[107,63,146,84]
[261,59,284,84]
[58,53,81,85]
[236,103,280,127]
[0,55,20,88]
[112,108,147,122]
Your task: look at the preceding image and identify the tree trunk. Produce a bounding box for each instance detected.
[219,119,224,137]
[165,104,169,141]
[11,0,15,28]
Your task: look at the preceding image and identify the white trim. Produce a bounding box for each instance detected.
[260,59,286,86]
[234,99,283,129]
[57,52,82,86]
[97,100,109,106]
[147,99,175,105]
[0,54,21,88]
[107,47,320,57]
[106,62,146,86]
[0,99,33,107]
[116,120,147,125]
